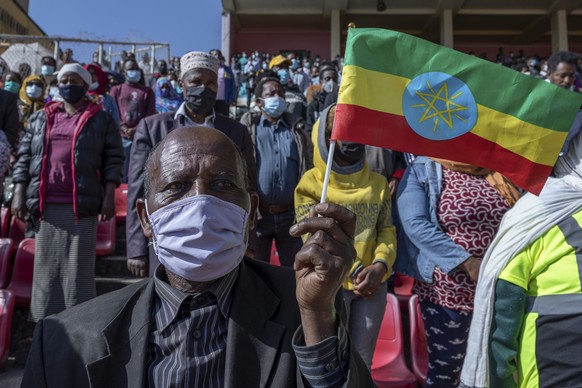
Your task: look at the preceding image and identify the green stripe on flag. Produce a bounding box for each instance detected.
[344,28,582,133]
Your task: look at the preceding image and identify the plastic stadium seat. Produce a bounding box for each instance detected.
[8,216,26,249]
[115,184,128,224]
[0,239,14,290]
[0,207,10,238]
[6,238,35,306]
[0,290,15,369]
[96,217,116,257]
[269,240,281,266]
[371,293,417,388]
[409,294,428,385]
[394,272,415,309]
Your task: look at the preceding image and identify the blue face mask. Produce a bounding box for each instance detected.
[25,85,43,99]
[41,65,55,76]
[4,81,20,94]
[277,69,291,85]
[261,95,287,118]
[126,70,141,83]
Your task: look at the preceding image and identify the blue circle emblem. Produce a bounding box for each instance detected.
[402,72,477,141]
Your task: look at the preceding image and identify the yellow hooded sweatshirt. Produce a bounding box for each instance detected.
[294,104,396,290]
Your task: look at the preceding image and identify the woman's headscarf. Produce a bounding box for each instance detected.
[83,63,107,95]
[155,77,182,113]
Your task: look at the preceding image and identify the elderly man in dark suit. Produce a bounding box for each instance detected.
[126,51,257,277]
[22,126,373,387]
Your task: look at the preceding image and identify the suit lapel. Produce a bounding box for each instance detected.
[224,262,286,388]
[86,280,155,388]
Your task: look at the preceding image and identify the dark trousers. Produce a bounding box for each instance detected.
[254,211,302,267]
[420,299,472,387]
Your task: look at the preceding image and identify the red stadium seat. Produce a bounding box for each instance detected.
[0,239,14,290]
[8,217,26,249]
[371,293,417,388]
[6,238,35,306]
[0,207,10,238]
[0,290,15,369]
[409,294,428,385]
[269,240,280,266]
[394,272,415,309]
[115,184,128,224]
[96,217,116,257]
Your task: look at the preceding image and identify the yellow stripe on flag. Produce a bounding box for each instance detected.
[338,65,565,167]
[338,65,408,116]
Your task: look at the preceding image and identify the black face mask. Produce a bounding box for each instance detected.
[58,85,86,104]
[184,86,216,115]
[336,142,365,164]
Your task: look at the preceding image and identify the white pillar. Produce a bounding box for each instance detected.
[331,9,340,59]
[221,11,232,61]
[440,8,454,48]
[551,9,568,53]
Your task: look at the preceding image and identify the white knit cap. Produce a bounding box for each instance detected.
[57,63,92,86]
[180,51,219,77]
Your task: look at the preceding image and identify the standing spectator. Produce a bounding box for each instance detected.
[292,60,311,94]
[148,59,169,88]
[18,74,46,130]
[61,48,76,65]
[154,77,182,113]
[138,52,151,73]
[210,49,237,117]
[295,104,396,369]
[396,156,518,386]
[18,63,32,81]
[40,56,56,79]
[546,51,579,90]
[269,55,307,119]
[240,76,310,266]
[306,62,338,131]
[125,51,256,277]
[11,64,123,321]
[110,58,156,181]
[84,64,121,126]
[3,71,22,94]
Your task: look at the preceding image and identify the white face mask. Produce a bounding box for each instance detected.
[146,194,249,282]
[25,85,43,99]
[89,81,99,91]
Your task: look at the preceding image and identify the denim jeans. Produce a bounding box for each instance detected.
[254,211,302,267]
[342,282,388,369]
[122,138,132,184]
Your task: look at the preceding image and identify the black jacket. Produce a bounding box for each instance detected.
[22,258,374,388]
[126,110,257,260]
[0,89,21,149]
[12,102,124,220]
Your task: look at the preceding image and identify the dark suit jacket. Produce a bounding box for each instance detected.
[125,112,257,262]
[21,259,374,387]
[0,89,21,149]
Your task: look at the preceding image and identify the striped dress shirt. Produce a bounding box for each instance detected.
[146,265,349,387]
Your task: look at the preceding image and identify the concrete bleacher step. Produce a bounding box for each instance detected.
[95,255,142,296]
[96,277,143,295]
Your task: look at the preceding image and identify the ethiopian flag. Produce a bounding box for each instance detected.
[333,28,582,194]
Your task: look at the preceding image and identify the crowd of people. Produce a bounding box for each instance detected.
[0,43,581,387]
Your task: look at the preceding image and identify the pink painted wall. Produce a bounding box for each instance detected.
[233,29,331,59]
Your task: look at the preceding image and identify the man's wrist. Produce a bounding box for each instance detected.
[299,306,337,346]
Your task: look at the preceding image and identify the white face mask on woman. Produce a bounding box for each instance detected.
[145,194,249,282]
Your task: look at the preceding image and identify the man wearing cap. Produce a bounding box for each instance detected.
[210,49,237,117]
[126,51,257,278]
[11,63,124,321]
[269,55,307,119]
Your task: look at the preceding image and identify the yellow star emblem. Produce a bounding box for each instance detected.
[411,81,468,132]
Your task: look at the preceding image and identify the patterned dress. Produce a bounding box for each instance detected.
[414,168,510,386]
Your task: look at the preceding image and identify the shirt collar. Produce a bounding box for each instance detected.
[174,102,215,127]
[153,264,239,332]
[260,113,288,129]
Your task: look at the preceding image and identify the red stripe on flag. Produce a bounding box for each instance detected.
[333,104,553,194]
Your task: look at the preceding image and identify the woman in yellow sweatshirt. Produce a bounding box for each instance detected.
[294,104,396,369]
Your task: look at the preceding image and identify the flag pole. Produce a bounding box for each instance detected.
[320,21,356,204]
[320,140,335,203]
